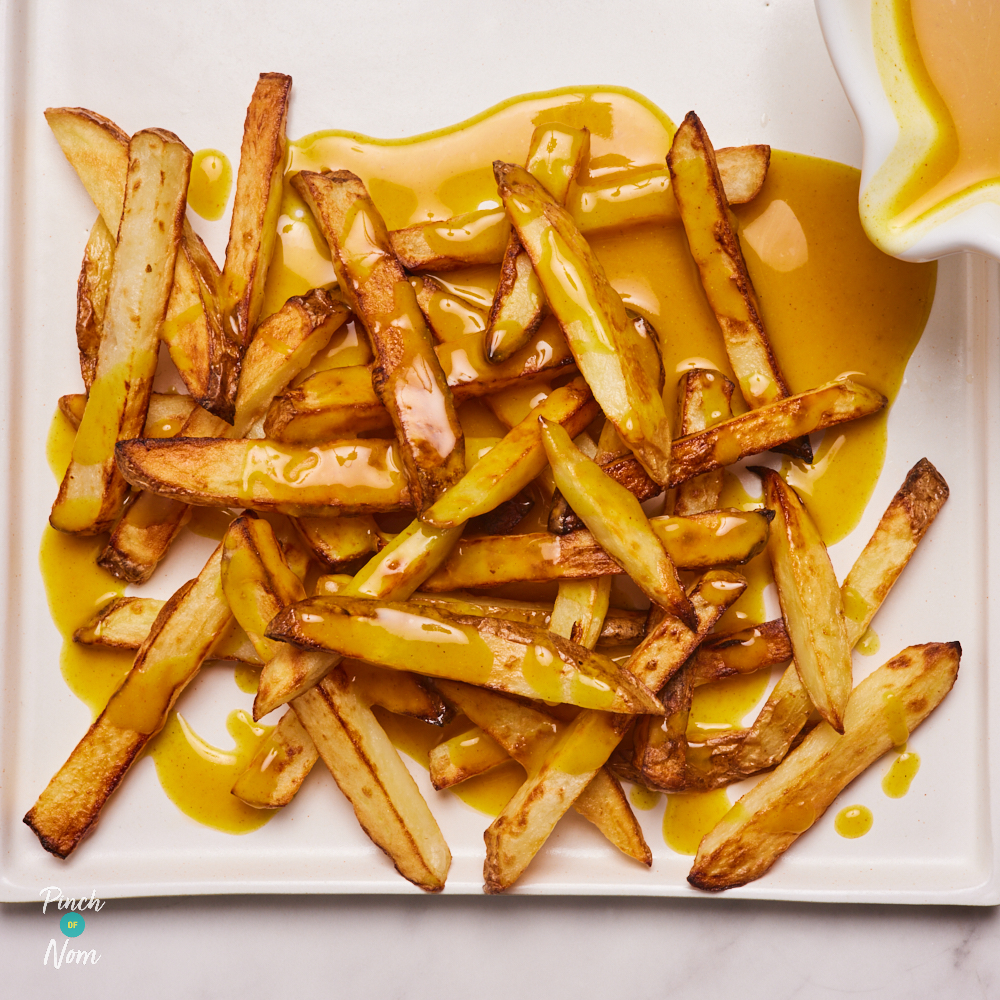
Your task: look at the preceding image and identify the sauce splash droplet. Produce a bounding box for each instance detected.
[883,750,921,798]
[834,804,873,838]
[188,149,233,221]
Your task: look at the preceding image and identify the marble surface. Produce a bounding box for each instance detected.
[2,894,998,997]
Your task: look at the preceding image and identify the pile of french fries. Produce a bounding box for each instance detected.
[26,79,960,894]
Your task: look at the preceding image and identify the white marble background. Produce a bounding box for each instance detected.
[2,893,997,997]
[2,0,997,994]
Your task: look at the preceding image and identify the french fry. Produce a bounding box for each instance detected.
[629,572,749,692]
[496,161,672,484]
[115,436,411,516]
[389,146,770,270]
[485,125,590,364]
[161,233,240,422]
[314,579,649,647]
[421,530,621,592]
[58,392,196,435]
[268,595,664,714]
[482,571,745,892]
[541,419,695,627]
[264,317,575,445]
[550,576,612,650]
[421,377,599,528]
[422,509,768,594]
[264,366,394,442]
[24,545,230,857]
[222,73,291,350]
[391,207,511,271]
[485,236,548,363]
[429,726,509,788]
[434,679,651,866]
[293,169,465,511]
[839,458,951,645]
[44,107,130,234]
[648,508,772,569]
[293,514,385,570]
[567,146,771,234]
[292,669,451,891]
[348,520,464,601]
[756,467,852,733]
[688,619,792,685]
[44,106,239,420]
[232,709,318,809]
[95,396,203,584]
[548,574,651,863]
[715,144,772,204]
[219,515,338,723]
[74,596,261,663]
[235,666,447,809]
[688,642,961,891]
[50,129,192,535]
[730,458,950,777]
[97,402,230,583]
[548,419,660,534]
[667,379,887,487]
[75,216,115,390]
[232,288,349,436]
[221,515,306,659]
[349,660,449,725]
[98,496,193,585]
[673,369,735,516]
[411,275,488,344]
[668,113,807,460]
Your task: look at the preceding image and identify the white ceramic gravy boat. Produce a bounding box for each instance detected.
[816,0,1000,261]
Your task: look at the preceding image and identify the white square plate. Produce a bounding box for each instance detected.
[1,0,997,902]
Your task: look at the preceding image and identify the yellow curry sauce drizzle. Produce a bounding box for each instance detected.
[372,707,527,816]
[43,408,131,713]
[43,408,276,834]
[42,86,935,841]
[188,149,233,221]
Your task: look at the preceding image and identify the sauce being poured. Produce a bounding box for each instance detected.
[188,149,233,221]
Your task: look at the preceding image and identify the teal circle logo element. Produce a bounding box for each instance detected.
[60,912,85,937]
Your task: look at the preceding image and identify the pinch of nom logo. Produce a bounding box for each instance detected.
[41,886,103,968]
